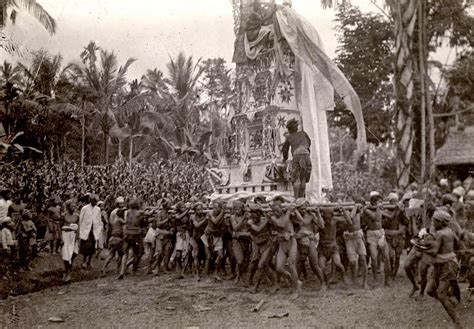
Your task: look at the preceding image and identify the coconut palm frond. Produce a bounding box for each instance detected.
[14,0,56,34]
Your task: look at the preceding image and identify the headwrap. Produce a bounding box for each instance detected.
[369,191,382,203]
[369,191,381,198]
[387,192,399,203]
[115,196,125,204]
[295,198,308,208]
[439,178,449,187]
[432,208,451,224]
[401,191,414,202]
[194,202,204,209]
[466,190,474,201]
[452,186,465,198]
[442,193,458,204]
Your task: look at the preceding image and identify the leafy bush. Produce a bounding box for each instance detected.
[326,162,394,201]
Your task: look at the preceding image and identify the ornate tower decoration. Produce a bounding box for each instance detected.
[217,0,367,200]
[218,0,300,194]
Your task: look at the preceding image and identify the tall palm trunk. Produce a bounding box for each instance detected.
[426,74,435,179]
[418,0,426,181]
[387,0,418,187]
[0,3,6,29]
[103,132,109,165]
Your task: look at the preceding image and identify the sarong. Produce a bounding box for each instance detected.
[62,224,78,263]
[80,231,96,256]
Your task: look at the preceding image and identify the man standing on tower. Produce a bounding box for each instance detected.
[282,119,312,198]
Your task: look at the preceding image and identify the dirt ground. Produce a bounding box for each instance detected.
[1,252,473,329]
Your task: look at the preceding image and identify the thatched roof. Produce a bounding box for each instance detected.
[435,126,474,166]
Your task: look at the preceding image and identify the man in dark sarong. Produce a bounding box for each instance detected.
[282,119,312,198]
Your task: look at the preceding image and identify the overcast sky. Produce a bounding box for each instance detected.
[2,0,451,80]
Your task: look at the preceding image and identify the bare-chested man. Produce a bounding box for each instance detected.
[247,203,274,293]
[102,200,126,276]
[293,198,326,289]
[341,201,368,289]
[382,193,407,279]
[190,202,207,280]
[426,209,463,328]
[231,200,251,286]
[173,201,191,278]
[152,199,174,275]
[269,199,302,296]
[118,199,146,279]
[61,200,79,282]
[364,191,391,286]
[318,207,347,288]
[48,197,62,254]
[202,202,225,279]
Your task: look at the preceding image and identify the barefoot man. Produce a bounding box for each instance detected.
[202,202,225,279]
[231,200,251,285]
[248,203,274,293]
[382,193,407,279]
[102,198,126,275]
[282,118,312,199]
[118,199,146,279]
[364,191,391,286]
[79,194,101,270]
[293,198,326,289]
[190,202,207,280]
[269,199,302,296]
[318,207,347,288]
[62,200,79,282]
[341,201,369,289]
[426,208,463,328]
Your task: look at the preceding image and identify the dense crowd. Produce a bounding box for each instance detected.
[0,162,474,327]
[0,158,212,213]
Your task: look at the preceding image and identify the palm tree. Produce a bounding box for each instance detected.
[0,59,21,84]
[0,1,56,57]
[140,68,169,98]
[18,50,73,98]
[166,52,204,145]
[71,41,136,165]
[0,0,56,33]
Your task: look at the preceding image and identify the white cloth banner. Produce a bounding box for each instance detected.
[275,5,367,202]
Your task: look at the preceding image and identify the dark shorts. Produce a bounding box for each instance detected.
[250,240,272,263]
[319,242,338,260]
[80,231,95,256]
[432,261,459,282]
[292,153,311,183]
[122,233,143,255]
[386,235,405,253]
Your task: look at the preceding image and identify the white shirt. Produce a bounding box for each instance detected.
[0,199,12,224]
[79,204,102,240]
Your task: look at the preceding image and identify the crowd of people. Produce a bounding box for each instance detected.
[0,160,473,327]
